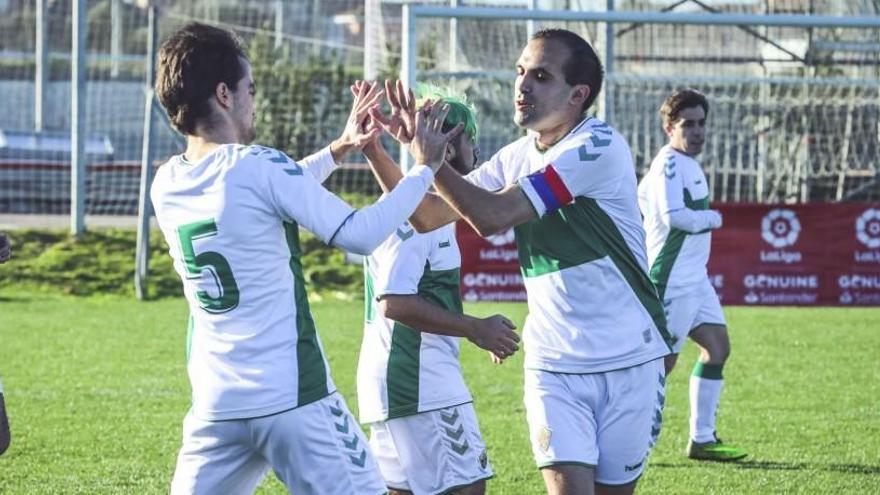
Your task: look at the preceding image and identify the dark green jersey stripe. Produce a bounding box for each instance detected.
[387,321,421,418]
[386,263,462,418]
[284,222,328,407]
[515,197,671,347]
[649,190,709,299]
[417,266,462,314]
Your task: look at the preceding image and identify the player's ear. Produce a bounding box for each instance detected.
[570,84,590,108]
[215,81,233,109]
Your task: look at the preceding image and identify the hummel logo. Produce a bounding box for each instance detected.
[350,450,367,467]
[440,408,460,425]
[624,459,645,472]
[694,179,703,185]
[439,240,450,248]
[578,144,600,162]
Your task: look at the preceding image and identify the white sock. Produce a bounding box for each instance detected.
[689,362,724,443]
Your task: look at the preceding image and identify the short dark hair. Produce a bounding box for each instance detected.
[156,23,248,135]
[531,29,604,114]
[660,89,709,127]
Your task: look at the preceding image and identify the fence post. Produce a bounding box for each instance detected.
[135,5,158,301]
[71,0,87,237]
[35,0,47,132]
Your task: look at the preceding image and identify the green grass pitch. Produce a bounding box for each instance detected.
[0,293,878,494]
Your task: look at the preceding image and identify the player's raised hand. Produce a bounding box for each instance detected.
[331,80,384,161]
[409,102,464,173]
[466,314,520,362]
[369,79,417,145]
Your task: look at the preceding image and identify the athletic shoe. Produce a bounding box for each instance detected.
[686,436,747,462]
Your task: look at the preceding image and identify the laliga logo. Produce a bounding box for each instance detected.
[486,228,516,247]
[761,209,801,248]
[856,208,880,249]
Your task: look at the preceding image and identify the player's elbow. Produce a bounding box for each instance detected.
[409,216,433,234]
[471,217,506,238]
[378,297,404,321]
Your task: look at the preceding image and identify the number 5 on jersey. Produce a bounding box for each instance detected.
[177,219,240,313]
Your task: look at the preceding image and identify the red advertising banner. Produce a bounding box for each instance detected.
[457,203,880,306]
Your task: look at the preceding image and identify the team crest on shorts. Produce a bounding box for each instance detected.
[479,449,489,469]
[536,426,552,453]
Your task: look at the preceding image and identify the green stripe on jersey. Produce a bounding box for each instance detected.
[364,258,376,324]
[387,321,421,418]
[515,197,670,346]
[649,190,710,299]
[185,314,194,362]
[417,266,462,314]
[284,222,328,407]
[386,263,462,418]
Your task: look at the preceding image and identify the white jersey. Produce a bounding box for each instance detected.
[152,144,354,421]
[638,145,713,299]
[358,222,471,424]
[466,117,671,374]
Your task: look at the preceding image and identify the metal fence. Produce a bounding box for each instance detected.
[0,0,878,233]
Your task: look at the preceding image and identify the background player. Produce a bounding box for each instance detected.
[151,23,459,494]
[357,83,520,495]
[368,29,671,495]
[637,88,747,462]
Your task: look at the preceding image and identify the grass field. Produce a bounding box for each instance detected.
[0,293,878,494]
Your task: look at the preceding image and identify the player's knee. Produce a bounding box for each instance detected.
[709,337,731,363]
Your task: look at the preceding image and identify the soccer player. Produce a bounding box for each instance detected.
[369,29,671,495]
[637,89,748,462]
[0,232,10,455]
[151,23,459,494]
[357,84,520,495]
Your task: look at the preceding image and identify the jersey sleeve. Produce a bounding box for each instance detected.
[296,145,339,183]
[253,146,355,243]
[654,153,686,215]
[516,132,624,217]
[463,151,506,191]
[371,225,429,298]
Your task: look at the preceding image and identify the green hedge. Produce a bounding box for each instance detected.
[0,227,365,300]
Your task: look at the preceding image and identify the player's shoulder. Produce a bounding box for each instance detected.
[494,133,533,159]
[226,144,307,179]
[557,117,630,164]
[384,220,426,247]
[229,144,289,166]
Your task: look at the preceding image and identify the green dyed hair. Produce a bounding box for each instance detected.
[416,83,478,143]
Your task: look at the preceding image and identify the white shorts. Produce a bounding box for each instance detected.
[664,279,727,353]
[524,359,666,486]
[368,403,493,495]
[170,392,385,495]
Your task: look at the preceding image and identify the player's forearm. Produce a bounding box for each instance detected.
[665,208,722,233]
[297,146,339,183]
[433,166,528,237]
[329,138,355,164]
[364,142,403,194]
[380,295,476,339]
[330,166,434,254]
[364,143,460,233]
